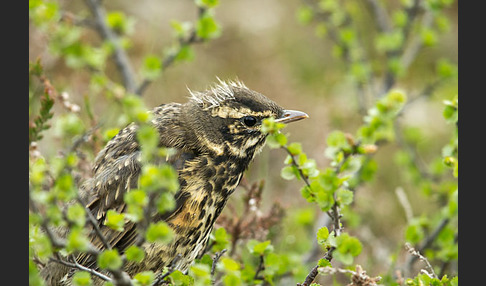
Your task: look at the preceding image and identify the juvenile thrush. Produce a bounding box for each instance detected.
[41,79,308,285]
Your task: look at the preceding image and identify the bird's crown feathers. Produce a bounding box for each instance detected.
[188,77,248,109]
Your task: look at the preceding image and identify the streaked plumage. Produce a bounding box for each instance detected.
[40,79,308,285]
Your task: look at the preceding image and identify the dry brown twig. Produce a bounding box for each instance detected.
[405,242,438,279]
[216,178,285,257]
[319,265,382,286]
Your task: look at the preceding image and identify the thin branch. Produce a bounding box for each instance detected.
[405,243,438,279]
[211,249,227,276]
[60,11,97,29]
[135,8,206,96]
[383,1,434,92]
[282,147,312,188]
[253,255,265,281]
[298,265,318,286]
[364,0,392,33]
[400,11,434,71]
[319,265,382,285]
[49,257,113,282]
[393,120,440,183]
[404,218,450,277]
[134,191,159,247]
[77,196,112,251]
[395,187,413,223]
[153,254,182,286]
[83,0,137,93]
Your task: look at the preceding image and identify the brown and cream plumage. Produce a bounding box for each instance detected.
[40,79,308,285]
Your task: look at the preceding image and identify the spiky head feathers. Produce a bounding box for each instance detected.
[183,79,283,158]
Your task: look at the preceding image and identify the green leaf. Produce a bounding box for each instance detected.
[140,164,179,193]
[280,166,297,180]
[405,223,425,244]
[157,192,176,214]
[105,210,125,232]
[334,234,362,265]
[316,227,329,245]
[297,5,314,25]
[220,257,240,271]
[287,142,302,155]
[437,59,457,79]
[66,228,90,253]
[336,189,354,206]
[146,221,173,243]
[67,203,86,227]
[196,12,221,40]
[170,20,193,38]
[106,11,134,35]
[317,258,331,267]
[168,270,194,286]
[251,240,273,256]
[124,189,149,207]
[98,249,123,270]
[141,55,162,81]
[54,173,76,201]
[326,130,348,148]
[267,132,287,148]
[196,0,220,8]
[121,94,149,123]
[223,273,242,286]
[174,45,195,63]
[72,271,92,286]
[295,208,315,226]
[189,263,211,282]
[212,227,230,252]
[375,31,404,52]
[125,245,145,263]
[392,10,408,27]
[133,271,155,286]
[421,28,438,46]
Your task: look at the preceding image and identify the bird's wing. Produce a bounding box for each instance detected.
[75,103,193,268]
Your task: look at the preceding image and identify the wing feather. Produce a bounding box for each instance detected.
[75,103,194,268]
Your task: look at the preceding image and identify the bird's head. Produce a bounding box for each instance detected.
[183,79,308,160]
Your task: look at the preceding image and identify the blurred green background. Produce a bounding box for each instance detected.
[29,0,458,282]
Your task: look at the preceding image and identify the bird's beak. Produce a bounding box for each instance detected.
[275,109,309,124]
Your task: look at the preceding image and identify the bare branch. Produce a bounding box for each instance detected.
[153,254,182,286]
[405,243,438,279]
[319,265,382,285]
[395,187,413,223]
[364,0,392,33]
[83,0,137,93]
[253,255,265,281]
[211,249,227,276]
[135,8,206,96]
[403,218,450,277]
[49,257,113,282]
[77,196,112,251]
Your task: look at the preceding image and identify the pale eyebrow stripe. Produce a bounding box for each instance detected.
[210,105,274,119]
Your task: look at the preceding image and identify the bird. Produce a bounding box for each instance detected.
[40,79,308,285]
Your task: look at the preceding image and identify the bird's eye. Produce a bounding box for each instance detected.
[242,116,258,127]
